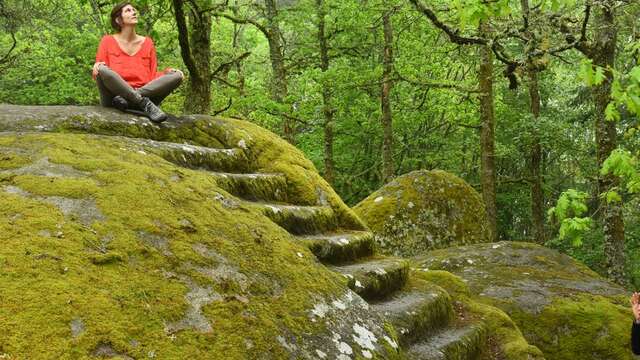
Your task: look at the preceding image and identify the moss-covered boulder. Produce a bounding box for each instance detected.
[413,270,545,360]
[0,105,399,359]
[353,170,491,257]
[415,241,631,360]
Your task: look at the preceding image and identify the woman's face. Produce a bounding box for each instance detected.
[119,4,138,27]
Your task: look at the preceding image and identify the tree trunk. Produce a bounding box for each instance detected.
[521,0,545,244]
[479,22,497,241]
[527,69,545,243]
[316,0,335,185]
[264,0,293,144]
[591,2,626,285]
[184,8,211,114]
[173,0,212,114]
[231,8,246,96]
[380,10,394,183]
[185,75,211,114]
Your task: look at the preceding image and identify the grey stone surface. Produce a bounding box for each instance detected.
[70,318,85,338]
[3,157,88,178]
[415,241,625,315]
[3,185,105,226]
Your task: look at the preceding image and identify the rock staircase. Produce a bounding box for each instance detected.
[146,132,494,359]
[0,105,501,359]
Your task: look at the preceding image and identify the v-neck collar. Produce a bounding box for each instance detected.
[112,35,147,57]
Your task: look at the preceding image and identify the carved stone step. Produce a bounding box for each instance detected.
[371,279,453,346]
[251,203,337,235]
[330,257,410,300]
[407,322,488,360]
[136,138,249,173]
[208,172,289,203]
[296,230,376,264]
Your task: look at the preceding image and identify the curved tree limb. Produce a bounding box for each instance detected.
[0,32,17,65]
[211,51,251,78]
[408,0,486,45]
[212,97,233,116]
[211,12,269,37]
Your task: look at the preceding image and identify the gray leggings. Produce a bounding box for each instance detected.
[96,65,182,107]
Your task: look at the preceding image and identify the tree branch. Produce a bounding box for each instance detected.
[211,12,269,37]
[264,109,310,125]
[212,97,233,116]
[213,76,241,89]
[0,32,17,65]
[408,0,487,45]
[211,51,251,77]
[197,0,229,15]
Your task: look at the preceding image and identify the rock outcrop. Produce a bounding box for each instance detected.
[0,105,540,360]
[0,105,390,359]
[354,170,491,257]
[416,241,632,360]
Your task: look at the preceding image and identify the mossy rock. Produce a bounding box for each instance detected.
[0,104,366,231]
[353,170,491,257]
[413,271,545,360]
[415,241,631,360]
[0,106,398,359]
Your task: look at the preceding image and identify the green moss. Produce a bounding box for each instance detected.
[359,265,409,300]
[353,170,491,257]
[409,270,543,360]
[211,173,289,203]
[398,276,454,345]
[89,252,124,265]
[300,231,376,264]
[445,323,488,360]
[416,242,634,359]
[508,293,631,360]
[53,113,365,232]
[466,300,544,360]
[0,132,358,359]
[413,270,471,298]
[11,175,100,198]
[380,321,403,358]
[257,204,338,235]
[334,257,410,300]
[200,117,366,229]
[0,153,31,170]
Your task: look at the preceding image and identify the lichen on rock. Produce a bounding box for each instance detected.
[353,169,491,257]
[416,241,631,360]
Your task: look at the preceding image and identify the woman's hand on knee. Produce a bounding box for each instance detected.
[92,62,106,77]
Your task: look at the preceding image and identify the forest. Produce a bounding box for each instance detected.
[1,0,640,288]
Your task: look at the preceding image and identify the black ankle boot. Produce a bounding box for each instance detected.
[112,95,128,111]
[139,97,167,123]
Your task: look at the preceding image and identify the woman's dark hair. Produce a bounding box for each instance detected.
[110,2,132,32]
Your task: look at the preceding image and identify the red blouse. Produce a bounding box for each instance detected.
[94,35,167,88]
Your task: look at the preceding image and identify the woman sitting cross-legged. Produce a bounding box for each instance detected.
[92,2,183,123]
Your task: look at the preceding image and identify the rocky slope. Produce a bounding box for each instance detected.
[416,241,632,360]
[0,105,540,360]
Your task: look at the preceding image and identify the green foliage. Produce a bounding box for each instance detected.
[578,59,606,87]
[0,1,101,104]
[451,0,510,28]
[548,190,592,247]
[601,149,640,194]
[548,189,588,221]
[558,217,592,247]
